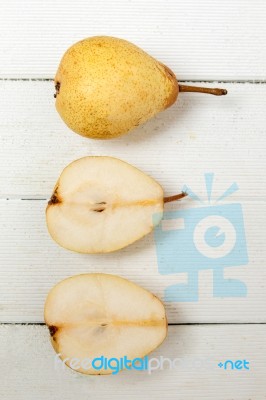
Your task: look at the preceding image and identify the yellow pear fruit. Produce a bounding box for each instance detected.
[54,36,227,139]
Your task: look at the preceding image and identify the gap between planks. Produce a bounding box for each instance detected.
[1,78,266,84]
[0,322,265,326]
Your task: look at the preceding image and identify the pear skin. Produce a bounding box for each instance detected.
[54,36,178,139]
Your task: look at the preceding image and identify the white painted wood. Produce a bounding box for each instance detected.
[0,324,265,399]
[0,1,265,397]
[0,82,265,323]
[0,0,266,80]
[0,81,266,199]
[0,199,265,323]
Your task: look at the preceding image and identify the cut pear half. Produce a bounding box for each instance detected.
[44,273,167,375]
[46,156,186,253]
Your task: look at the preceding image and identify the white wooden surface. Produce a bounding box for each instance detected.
[1,199,266,323]
[1,81,266,198]
[1,0,266,80]
[0,0,266,398]
[1,324,265,400]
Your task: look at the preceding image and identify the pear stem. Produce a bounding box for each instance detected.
[163,192,187,203]
[179,84,227,96]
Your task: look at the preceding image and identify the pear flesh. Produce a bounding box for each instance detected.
[46,156,165,253]
[44,273,167,375]
[55,36,227,139]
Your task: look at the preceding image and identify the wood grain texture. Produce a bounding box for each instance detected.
[1,81,266,198]
[0,324,265,399]
[0,199,265,323]
[0,81,265,323]
[0,2,266,396]
[0,0,266,79]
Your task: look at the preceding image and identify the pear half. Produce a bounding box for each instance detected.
[44,273,167,375]
[46,156,185,253]
[54,36,227,139]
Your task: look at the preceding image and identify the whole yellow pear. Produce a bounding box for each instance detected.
[55,36,226,139]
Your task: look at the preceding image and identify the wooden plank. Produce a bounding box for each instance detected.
[0,199,265,323]
[0,0,266,79]
[0,324,265,399]
[0,81,266,198]
[1,2,265,396]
